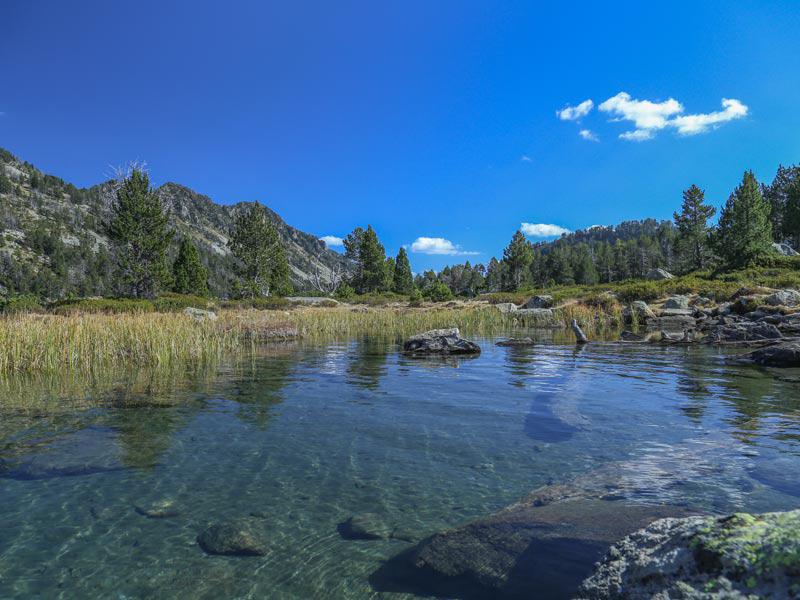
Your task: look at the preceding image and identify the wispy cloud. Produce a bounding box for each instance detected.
[520,154,532,162]
[556,99,593,121]
[597,92,748,141]
[521,223,571,237]
[410,237,479,256]
[320,235,344,247]
[579,129,599,142]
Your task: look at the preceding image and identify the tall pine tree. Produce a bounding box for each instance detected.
[173,237,209,296]
[108,168,173,298]
[715,171,773,268]
[357,225,387,293]
[228,203,292,297]
[673,184,716,272]
[784,179,800,249]
[393,246,414,294]
[501,230,532,291]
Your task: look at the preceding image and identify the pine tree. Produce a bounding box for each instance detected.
[383,256,395,291]
[172,237,209,296]
[673,185,716,272]
[393,246,414,294]
[0,172,12,194]
[501,230,532,291]
[108,168,173,298]
[762,165,800,241]
[715,171,773,268]
[784,180,800,249]
[342,227,365,289]
[357,225,387,293]
[228,203,292,297]
[573,243,598,285]
[484,257,504,292]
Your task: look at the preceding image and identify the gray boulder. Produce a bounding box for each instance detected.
[135,498,180,519]
[183,307,218,322]
[403,328,480,355]
[576,510,800,600]
[286,296,340,305]
[523,295,554,309]
[765,289,800,307]
[515,308,556,323]
[664,295,690,310]
[746,342,800,368]
[197,519,267,556]
[707,321,782,343]
[624,301,656,323]
[646,268,674,280]
[494,302,518,314]
[772,241,799,256]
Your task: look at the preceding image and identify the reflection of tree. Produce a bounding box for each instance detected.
[500,345,537,389]
[675,365,712,423]
[346,339,390,390]
[231,347,297,428]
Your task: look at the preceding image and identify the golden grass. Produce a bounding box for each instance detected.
[0,302,625,376]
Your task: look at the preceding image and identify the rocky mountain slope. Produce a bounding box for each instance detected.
[0,147,347,297]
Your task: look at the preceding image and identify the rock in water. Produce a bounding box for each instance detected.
[746,342,800,367]
[646,268,674,280]
[135,498,180,519]
[496,337,535,347]
[576,510,800,600]
[197,519,267,556]
[338,513,392,540]
[523,295,554,309]
[403,328,480,355]
[707,321,781,343]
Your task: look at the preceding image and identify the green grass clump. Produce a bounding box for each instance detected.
[52,293,213,315]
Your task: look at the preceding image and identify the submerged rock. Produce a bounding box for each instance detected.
[523,295,554,309]
[338,513,392,540]
[403,328,481,355]
[135,498,180,519]
[197,519,267,556]
[746,342,800,368]
[576,510,800,600]
[496,337,535,347]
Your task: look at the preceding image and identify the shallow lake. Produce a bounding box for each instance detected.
[1,336,799,598]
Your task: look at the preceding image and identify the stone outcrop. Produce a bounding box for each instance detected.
[706,321,781,343]
[183,307,218,321]
[765,289,800,308]
[496,337,535,347]
[746,342,800,368]
[663,295,690,310]
[646,268,674,280]
[403,328,481,355]
[523,295,554,309]
[576,510,800,600]
[494,302,518,314]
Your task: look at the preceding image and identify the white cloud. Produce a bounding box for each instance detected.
[520,154,532,162]
[556,99,594,121]
[670,98,748,135]
[520,223,571,237]
[410,237,479,255]
[320,235,344,247]
[579,129,599,142]
[596,91,748,141]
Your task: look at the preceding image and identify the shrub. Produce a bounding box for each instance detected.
[424,281,454,303]
[409,288,423,307]
[615,281,661,303]
[335,284,355,300]
[1,295,43,315]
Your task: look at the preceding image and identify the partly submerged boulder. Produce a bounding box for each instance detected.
[707,321,781,343]
[576,510,800,600]
[746,342,800,368]
[197,519,267,556]
[403,328,480,355]
[496,337,535,347]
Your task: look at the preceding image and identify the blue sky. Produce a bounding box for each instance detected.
[2,1,800,271]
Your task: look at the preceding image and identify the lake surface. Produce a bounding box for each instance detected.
[1,336,799,599]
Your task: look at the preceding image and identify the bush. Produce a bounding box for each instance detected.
[424,281,454,303]
[335,284,355,300]
[409,288,423,307]
[615,281,661,303]
[152,293,214,312]
[1,295,43,315]
[349,292,406,306]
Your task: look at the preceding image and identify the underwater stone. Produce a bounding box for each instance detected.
[197,519,267,556]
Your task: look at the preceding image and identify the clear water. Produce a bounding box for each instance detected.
[1,337,799,599]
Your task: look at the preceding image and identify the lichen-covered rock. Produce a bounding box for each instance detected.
[524,294,554,309]
[494,302,518,314]
[624,301,656,323]
[183,307,218,321]
[496,337,535,347]
[403,328,480,355]
[576,510,800,600]
[746,342,800,368]
[664,295,690,310]
[515,308,556,323]
[135,498,180,519]
[766,289,800,308]
[646,268,674,280]
[197,519,267,556]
